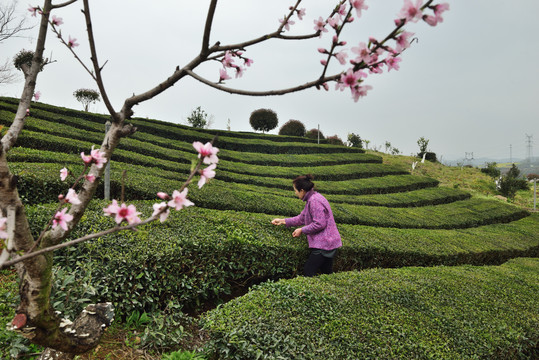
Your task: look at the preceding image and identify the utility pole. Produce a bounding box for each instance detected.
[104,121,111,200]
[525,134,533,168]
[510,144,512,164]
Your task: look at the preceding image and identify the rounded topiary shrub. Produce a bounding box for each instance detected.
[278,119,306,137]
[326,135,344,146]
[306,128,324,140]
[418,151,438,162]
[249,108,279,133]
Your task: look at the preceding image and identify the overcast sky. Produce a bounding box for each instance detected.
[1,0,537,162]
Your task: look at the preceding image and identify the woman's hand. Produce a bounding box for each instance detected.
[292,228,303,237]
[271,218,285,226]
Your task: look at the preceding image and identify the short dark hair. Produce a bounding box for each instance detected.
[293,174,314,192]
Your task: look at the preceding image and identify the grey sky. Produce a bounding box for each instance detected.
[1,0,537,162]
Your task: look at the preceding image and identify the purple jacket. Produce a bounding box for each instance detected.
[285,190,342,251]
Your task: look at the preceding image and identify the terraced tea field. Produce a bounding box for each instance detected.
[1,96,537,358]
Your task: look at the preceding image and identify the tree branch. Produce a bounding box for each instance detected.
[201,0,218,56]
[82,0,118,121]
[51,0,79,9]
[186,69,340,96]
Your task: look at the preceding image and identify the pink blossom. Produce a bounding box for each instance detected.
[0,217,7,239]
[327,16,339,29]
[52,208,73,231]
[320,59,327,66]
[244,58,253,67]
[322,83,329,91]
[198,163,217,189]
[385,56,402,71]
[157,192,169,200]
[33,91,41,101]
[313,17,328,35]
[318,48,328,54]
[103,200,141,225]
[65,189,81,205]
[337,69,362,91]
[152,202,170,223]
[395,31,414,52]
[81,146,107,168]
[335,51,349,65]
[398,0,423,23]
[67,36,79,48]
[168,189,194,210]
[350,0,368,18]
[193,141,219,164]
[423,15,437,26]
[296,8,306,20]
[59,167,68,181]
[103,199,120,217]
[28,6,38,16]
[221,51,235,68]
[279,17,295,31]
[114,203,141,225]
[51,15,63,26]
[433,3,449,23]
[85,174,96,183]
[338,4,348,17]
[369,62,383,74]
[80,152,92,165]
[351,42,372,64]
[219,68,231,82]
[351,84,373,102]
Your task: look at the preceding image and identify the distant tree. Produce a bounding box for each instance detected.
[306,128,325,141]
[364,139,370,150]
[279,119,306,137]
[186,106,208,128]
[326,135,345,146]
[497,164,529,198]
[347,133,363,148]
[417,136,429,154]
[249,108,278,133]
[226,118,231,131]
[480,162,501,178]
[73,88,101,112]
[391,147,400,155]
[384,141,392,153]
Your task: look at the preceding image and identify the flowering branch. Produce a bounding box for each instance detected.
[51,0,78,9]
[186,69,340,96]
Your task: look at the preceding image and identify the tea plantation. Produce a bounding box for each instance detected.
[1,96,538,359]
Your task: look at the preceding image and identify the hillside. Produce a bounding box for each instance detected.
[1,96,538,358]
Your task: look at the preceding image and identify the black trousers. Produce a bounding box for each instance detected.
[304,250,335,277]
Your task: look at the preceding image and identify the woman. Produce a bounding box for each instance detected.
[272,174,342,277]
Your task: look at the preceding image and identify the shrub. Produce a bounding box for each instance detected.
[186,106,209,128]
[73,88,101,112]
[13,49,45,73]
[249,108,278,133]
[202,258,539,360]
[418,151,437,162]
[497,164,529,198]
[326,135,344,146]
[305,128,324,140]
[481,162,501,178]
[527,173,539,181]
[347,133,363,148]
[278,119,305,137]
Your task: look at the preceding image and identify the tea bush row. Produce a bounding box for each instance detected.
[202,258,539,360]
[22,202,538,317]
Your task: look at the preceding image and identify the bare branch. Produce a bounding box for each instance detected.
[51,0,79,9]
[0,1,33,43]
[186,69,340,96]
[82,0,118,121]
[201,0,218,56]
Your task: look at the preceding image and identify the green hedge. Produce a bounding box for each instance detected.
[326,186,471,207]
[22,202,537,317]
[202,258,539,360]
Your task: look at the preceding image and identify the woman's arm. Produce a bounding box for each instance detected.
[301,200,328,235]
